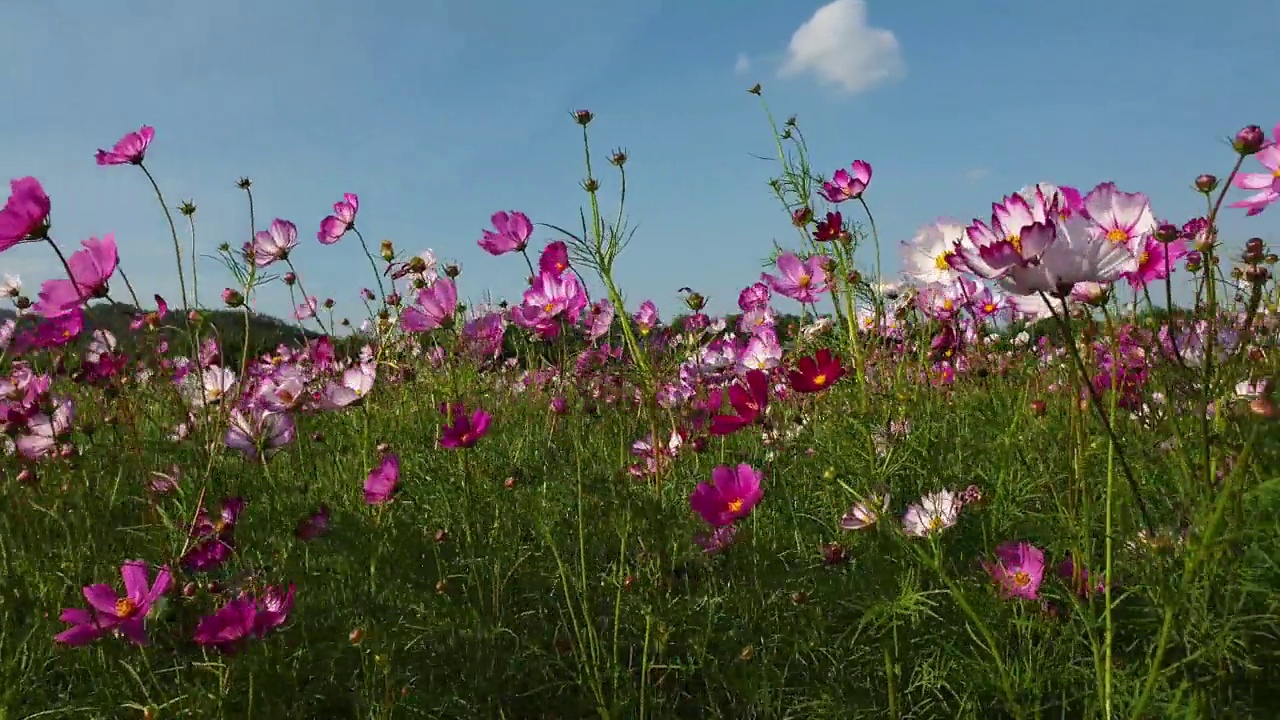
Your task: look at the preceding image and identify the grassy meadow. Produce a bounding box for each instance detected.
[1,103,1279,719]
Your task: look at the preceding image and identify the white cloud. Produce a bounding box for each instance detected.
[778,0,904,95]
[734,52,751,75]
[965,167,990,182]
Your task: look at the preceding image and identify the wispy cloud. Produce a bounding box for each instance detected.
[734,52,751,75]
[964,167,990,183]
[778,0,905,95]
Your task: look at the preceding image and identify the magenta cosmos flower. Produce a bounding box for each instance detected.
[819,160,872,203]
[478,211,533,256]
[982,541,1046,600]
[762,252,829,304]
[318,193,359,244]
[689,463,764,527]
[251,218,299,267]
[56,560,173,646]
[1229,124,1280,216]
[34,235,119,317]
[193,584,295,653]
[364,453,400,504]
[0,176,51,252]
[95,125,155,166]
[400,277,458,332]
[439,403,492,449]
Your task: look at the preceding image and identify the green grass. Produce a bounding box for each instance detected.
[3,338,1278,719]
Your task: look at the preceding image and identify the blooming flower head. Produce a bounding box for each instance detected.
[689,463,764,527]
[982,541,1046,600]
[56,560,172,646]
[251,219,299,267]
[901,220,966,286]
[634,300,659,336]
[439,403,492,449]
[819,160,872,203]
[224,407,296,460]
[709,369,769,436]
[95,125,155,165]
[0,176,51,251]
[763,252,829,304]
[840,490,891,530]
[401,277,458,332]
[788,348,845,393]
[902,489,960,537]
[318,193,359,244]
[364,453,400,504]
[33,235,119,317]
[1124,234,1189,289]
[539,240,570,277]
[193,584,296,653]
[1081,182,1157,251]
[478,211,533,256]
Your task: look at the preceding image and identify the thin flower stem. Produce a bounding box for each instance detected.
[114,265,142,308]
[350,227,386,302]
[138,163,189,312]
[1041,292,1157,535]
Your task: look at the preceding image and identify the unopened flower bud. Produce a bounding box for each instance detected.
[15,295,30,310]
[1233,125,1266,156]
[236,177,252,190]
[609,148,628,166]
[444,263,461,278]
[221,288,244,308]
[1246,237,1265,254]
[179,200,197,216]
[572,109,594,126]
[1193,174,1218,193]
[323,298,335,310]
[380,240,395,262]
[349,628,365,644]
[282,272,297,286]
[792,206,813,227]
[582,178,600,192]
[1155,223,1179,244]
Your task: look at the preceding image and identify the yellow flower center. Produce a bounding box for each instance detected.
[543,302,556,314]
[927,515,944,530]
[1008,234,1023,254]
[797,274,812,288]
[942,298,954,312]
[1105,228,1129,244]
[812,373,828,387]
[933,251,953,271]
[1012,571,1031,587]
[727,498,744,513]
[1138,251,1150,266]
[1273,168,1280,178]
[114,597,138,618]
[983,303,997,313]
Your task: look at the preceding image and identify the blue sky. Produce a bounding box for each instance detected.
[2,0,1277,323]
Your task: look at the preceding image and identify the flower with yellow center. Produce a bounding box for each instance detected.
[115,597,139,618]
[933,251,954,271]
[1012,571,1031,587]
[1008,234,1023,254]
[727,498,744,513]
[1105,228,1129,244]
[927,515,945,531]
[941,298,954,312]
[812,373,828,387]
[797,274,812,289]
[542,302,556,314]
[1138,251,1150,266]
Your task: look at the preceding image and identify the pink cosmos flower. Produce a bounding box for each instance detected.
[193,584,295,652]
[1081,182,1157,250]
[224,407,296,460]
[400,277,458,332]
[0,176,51,252]
[982,541,1046,600]
[953,195,1055,279]
[478,211,533,256]
[819,160,872,203]
[318,193,359,244]
[364,453,400,504]
[516,270,587,331]
[738,329,783,372]
[690,464,764,527]
[737,282,771,312]
[320,363,376,409]
[56,560,172,646]
[762,252,829,304]
[1124,235,1189,289]
[294,296,319,321]
[902,490,960,537]
[295,504,331,541]
[584,299,614,341]
[633,300,659,336]
[709,370,769,435]
[251,219,299,267]
[539,241,570,277]
[840,491,891,530]
[439,403,492,449]
[33,235,119,317]
[95,125,155,166]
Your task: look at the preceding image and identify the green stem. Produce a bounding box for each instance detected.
[138,163,189,312]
